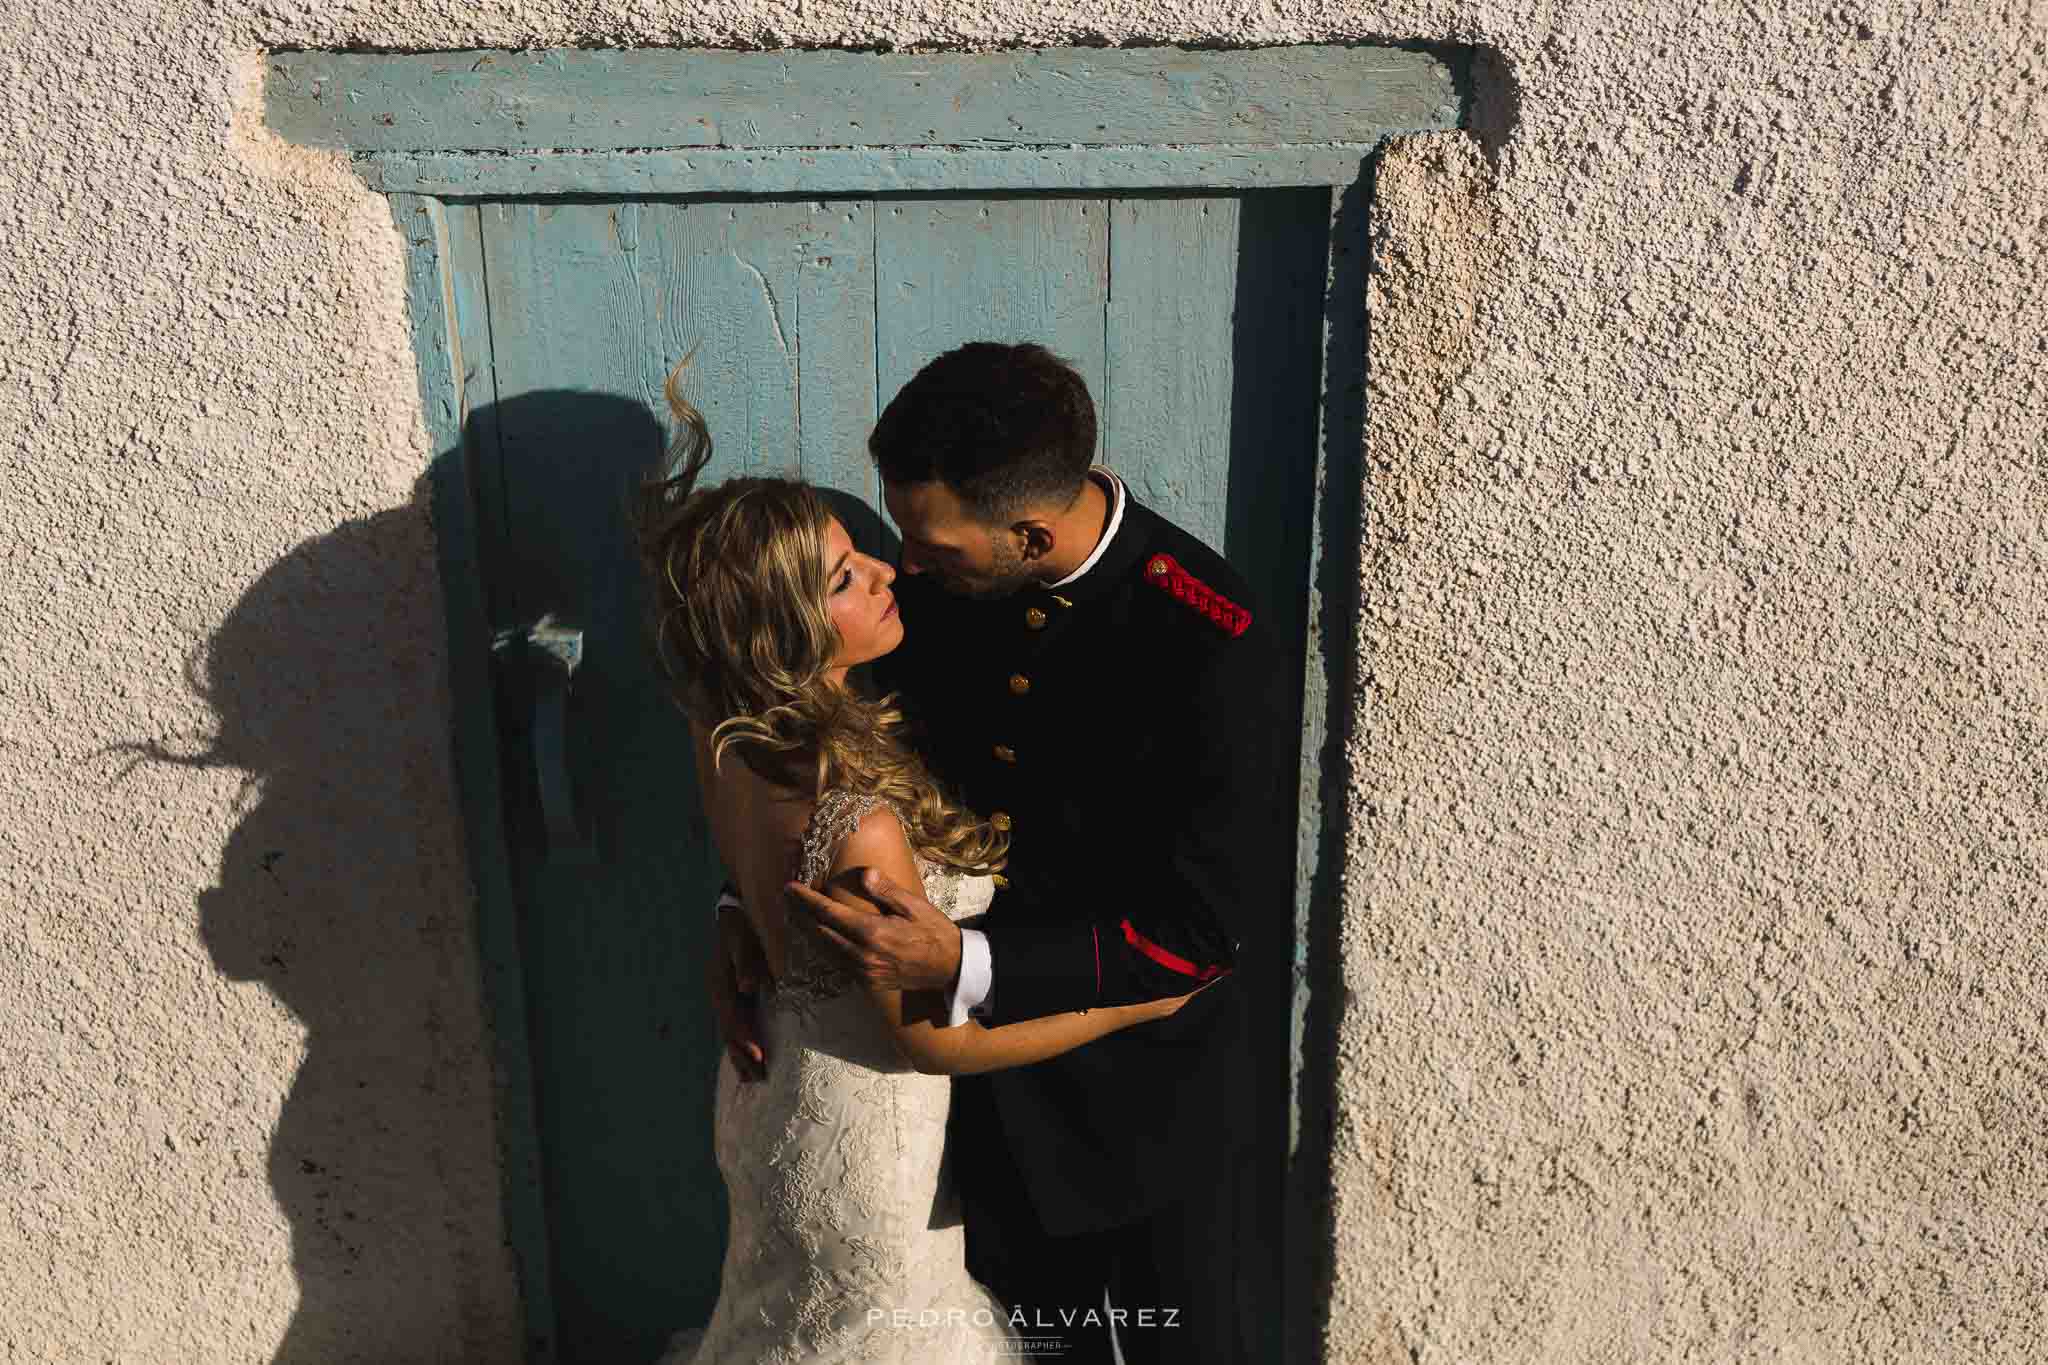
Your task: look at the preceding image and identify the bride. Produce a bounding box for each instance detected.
[633,370,1208,1363]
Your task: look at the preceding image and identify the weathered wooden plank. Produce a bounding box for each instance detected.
[632,199,804,480]
[1216,189,1326,633]
[627,199,883,535]
[439,203,511,624]
[1292,177,1366,1130]
[269,45,1460,153]
[1103,194,1241,552]
[789,201,885,551]
[478,201,660,623]
[874,196,1109,458]
[477,201,731,1357]
[1281,176,1370,1365]
[388,192,561,1365]
[359,144,1382,196]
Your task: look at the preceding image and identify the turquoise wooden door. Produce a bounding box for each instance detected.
[268,42,1463,1362]
[459,189,1326,1360]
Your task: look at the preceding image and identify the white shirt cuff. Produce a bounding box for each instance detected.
[948,927,993,1028]
[715,887,744,918]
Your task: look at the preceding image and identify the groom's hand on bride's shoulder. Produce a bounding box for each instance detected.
[784,870,963,994]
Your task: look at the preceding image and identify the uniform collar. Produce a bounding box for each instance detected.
[1047,467,1128,591]
[1033,467,1148,608]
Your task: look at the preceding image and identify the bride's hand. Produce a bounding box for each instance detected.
[711,901,774,1081]
[1138,974,1229,1021]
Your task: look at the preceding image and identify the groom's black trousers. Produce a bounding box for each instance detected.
[955,1072,1259,1365]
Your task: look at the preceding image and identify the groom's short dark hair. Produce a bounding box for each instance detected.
[869,342,1097,523]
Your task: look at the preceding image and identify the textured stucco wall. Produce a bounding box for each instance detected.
[2,0,2040,1362]
[1,21,524,1357]
[1342,11,2045,1358]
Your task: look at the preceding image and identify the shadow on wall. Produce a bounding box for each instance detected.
[136,386,864,1362]
[130,496,513,1362]
[1466,44,1522,172]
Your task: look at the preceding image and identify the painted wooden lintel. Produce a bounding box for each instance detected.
[268,44,1462,154]
[361,143,1384,196]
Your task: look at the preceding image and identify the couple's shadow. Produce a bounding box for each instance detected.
[153,497,519,1361]
[160,390,895,1362]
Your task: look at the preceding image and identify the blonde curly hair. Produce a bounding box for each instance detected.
[631,357,1007,876]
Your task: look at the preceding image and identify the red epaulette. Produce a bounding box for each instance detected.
[1143,553,1252,637]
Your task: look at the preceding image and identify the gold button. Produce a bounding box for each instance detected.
[993,744,1017,763]
[990,811,1013,832]
[991,874,1010,889]
[1148,556,1171,577]
[1008,673,1031,696]
[1024,607,1048,629]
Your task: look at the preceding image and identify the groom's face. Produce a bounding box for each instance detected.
[882,477,1035,600]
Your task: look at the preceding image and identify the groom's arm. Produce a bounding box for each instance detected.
[975,613,1290,1028]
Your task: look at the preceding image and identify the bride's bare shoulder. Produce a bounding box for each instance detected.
[690,719,813,858]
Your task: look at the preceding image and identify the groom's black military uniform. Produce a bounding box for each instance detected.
[874,477,1291,1364]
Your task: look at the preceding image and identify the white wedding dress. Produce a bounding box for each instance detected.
[656,789,1020,1364]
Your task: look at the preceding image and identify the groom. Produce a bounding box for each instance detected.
[720,341,1290,1363]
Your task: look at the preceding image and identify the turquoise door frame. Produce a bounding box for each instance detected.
[271,44,1464,1363]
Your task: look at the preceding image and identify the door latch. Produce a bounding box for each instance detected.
[493,614,594,864]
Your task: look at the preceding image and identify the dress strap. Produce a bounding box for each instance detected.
[797,788,893,888]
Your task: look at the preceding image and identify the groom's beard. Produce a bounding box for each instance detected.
[928,537,1038,600]
[934,570,1033,600]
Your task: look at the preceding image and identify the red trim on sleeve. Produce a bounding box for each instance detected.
[1120,918,1228,981]
[1092,924,1101,998]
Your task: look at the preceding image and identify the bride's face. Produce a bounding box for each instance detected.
[821,515,903,671]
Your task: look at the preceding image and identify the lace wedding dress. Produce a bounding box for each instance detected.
[656,789,1019,1364]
